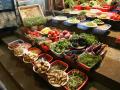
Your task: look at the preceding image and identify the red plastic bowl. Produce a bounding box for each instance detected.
[64,69,88,90]
[50,60,68,71]
[100,7,110,12]
[73,5,82,10]
[77,62,91,71]
[81,6,86,10]
[77,56,102,71]
[39,53,53,62]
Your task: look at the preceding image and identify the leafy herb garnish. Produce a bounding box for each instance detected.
[77,52,102,67]
[67,72,84,90]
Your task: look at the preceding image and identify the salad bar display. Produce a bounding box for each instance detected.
[51,11,116,34]
[20,26,108,70]
[6,0,120,89]
[7,21,109,89]
[8,39,89,90]
[1,0,119,90]
[60,0,120,30]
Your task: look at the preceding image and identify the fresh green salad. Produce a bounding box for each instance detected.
[80,33,98,45]
[67,17,80,24]
[70,33,79,42]
[51,39,70,53]
[70,33,98,47]
[93,19,104,25]
[67,72,84,90]
[77,52,102,67]
[85,22,97,27]
[70,33,87,48]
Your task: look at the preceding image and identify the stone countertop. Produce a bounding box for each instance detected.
[96,47,120,83]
